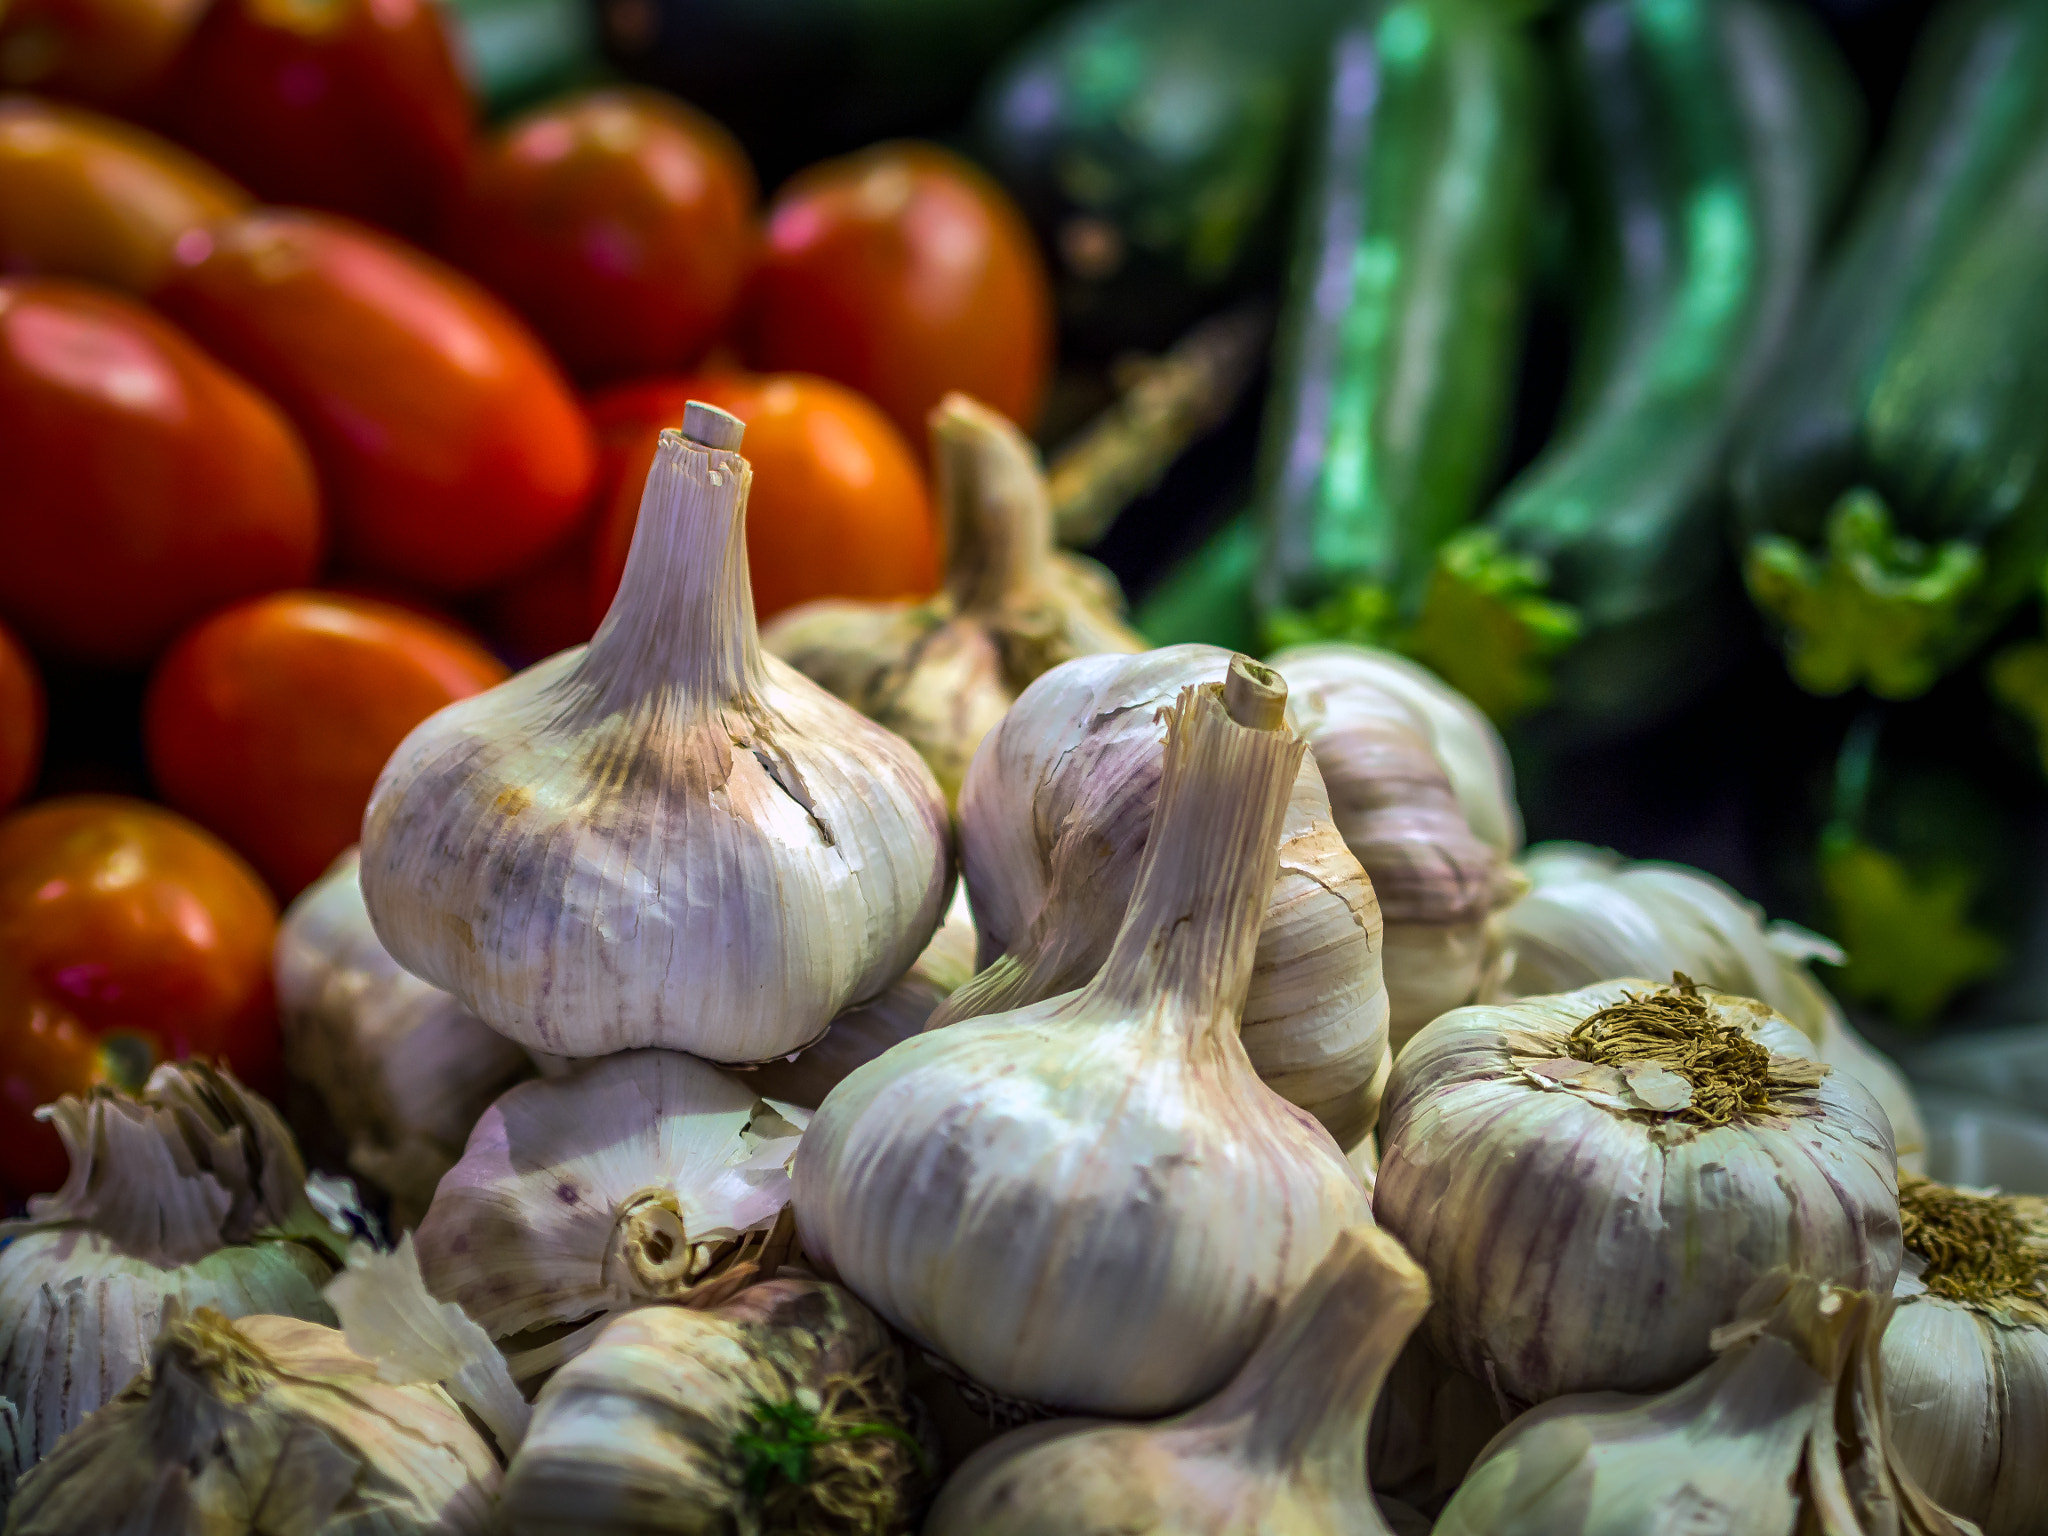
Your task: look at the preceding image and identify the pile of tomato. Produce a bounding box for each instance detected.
[0,0,1052,1199]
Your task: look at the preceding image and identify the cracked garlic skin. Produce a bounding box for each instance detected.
[360,404,951,1064]
[1375,980,1902,1405]
[764,392,1145,805]
[944,642,1389,1148]
[413,1049,803,1382]
[1881,1175,2048,1534]
[276,846,535,1228]
[1436,1273,1974,1536]
[5,1309,501,1536]
[925,1225,1427,1536]
[796,664,1373,1417]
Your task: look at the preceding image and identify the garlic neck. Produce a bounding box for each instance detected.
[932,394,1054,617]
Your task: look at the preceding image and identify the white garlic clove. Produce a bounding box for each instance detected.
[924,1225,1429,1536]
[1375,979,1903,1406]
[413,1049,802,1380]
[796,662,1375,1417]
[361,408,952,1064]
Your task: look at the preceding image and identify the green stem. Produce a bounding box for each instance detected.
[1400,528,1580,722]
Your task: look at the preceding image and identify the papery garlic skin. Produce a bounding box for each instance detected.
[925,1225,1427,1536]
[277,847,534,1228]
[797,671,1373,1416]
[1375,981,1902,1404]
[361,413,951,1063]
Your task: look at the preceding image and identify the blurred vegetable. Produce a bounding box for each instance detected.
[1136,509,1264,652]
[0,97,246,291]
[0,795,280,1198]
[1257,0,1544,645]
[744,141,1051,445]
[588,371,938,625]
[1409,0,1860,731]
[155,0,473,241]
[441,87,756,384]
[0,0,205,108]
[0,621,44,810]
[155,209,595,594]
[437,0,604,118]
[477,527,600,663]
[0,277,322,666]
[1735,0,2048,700]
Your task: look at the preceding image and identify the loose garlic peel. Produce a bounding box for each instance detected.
[413,1049,803,1382]
[795,662,1374,1417]
[925,1225,1428,1536]
[763,392,1144,804]
[4,1309,502,1536]
[1881,1174,2048,1534]
[941,642,1390,1148]
[1375,979,1902,1406]
[1435,1273,1977,1536]
[360,404,951,1064]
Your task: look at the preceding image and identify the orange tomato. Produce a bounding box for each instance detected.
[153,210,596,594]
[144,590,508,898]
[0,0,207,109]
[588,371,939,625]
[155,0,472,241]
[0,621,44,810]
[0,278,322,666]
[0,795,278,1198]
[442,88,757,385]
[0,97,248,292]
[744,141,1052,446]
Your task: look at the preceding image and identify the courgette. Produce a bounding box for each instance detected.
[1732,0,2048,701]
[1405,0,1860,731]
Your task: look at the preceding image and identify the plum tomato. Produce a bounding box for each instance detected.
[0,0,207,109]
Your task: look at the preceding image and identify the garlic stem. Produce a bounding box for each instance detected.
[934,394,1054,614]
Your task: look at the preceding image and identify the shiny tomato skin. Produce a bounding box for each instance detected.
[154,0,471,241]
[588,370,939,625]
[0,0,206,109]
[0,795,278,1198]
[154,210,597,594]
[443,88,757,385]
[0,622,44,810]
[144,590,508,898]
[0,278,322,666]
[745,141,1052,445]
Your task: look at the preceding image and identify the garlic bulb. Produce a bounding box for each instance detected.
[4,1308,502,1535]
[1367,1333,1509,1513]
[0,1062,345,1476]
[765,392,1144,805]
[942,642,1389,1147]
[924,1225,1427,1536]
[795,661,1375,1416]
[361,403,952,1063]
[1435,1273,1974,1536]
[413,1048,804,1381]
[502,1277,928,1535]
[1881,1173,2048,1534]
[1375,979,1902,1405]
[277,846,535,1228]
[1487,841,1926,1168]
[1267,643,1523,1052]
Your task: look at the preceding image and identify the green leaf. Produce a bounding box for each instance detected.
[1820,834,2005,1026]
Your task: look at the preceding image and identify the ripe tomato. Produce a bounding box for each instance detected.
[154,210,596,594]
[0,621,44,810]
[0,278,322,666]
[144,590,508,898]
[0,98,247,292]
[154,0,472,241]
[588,371,939,625]
[442,87,757,385]
[0,0,206,109]
[0,795,278,1199]
[744,141,1051,446]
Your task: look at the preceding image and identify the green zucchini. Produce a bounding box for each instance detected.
[436,0,607,118]
[1405,0,1860,730]
[1254,0,1546,645]
[1732,0,2048,701]
[1133,510,1263,652]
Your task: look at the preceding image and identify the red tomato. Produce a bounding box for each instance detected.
[588,371,939,625]
[144,590,508,897]
[0,621,44,810]
[0,0,207,109]
[0,278,322,666]
[154,210,596,594]
[442,87,757,385]
[0,795,278,1198]
[154,0,471,240]
[744,142,1052,446]
[476,527,599,664]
